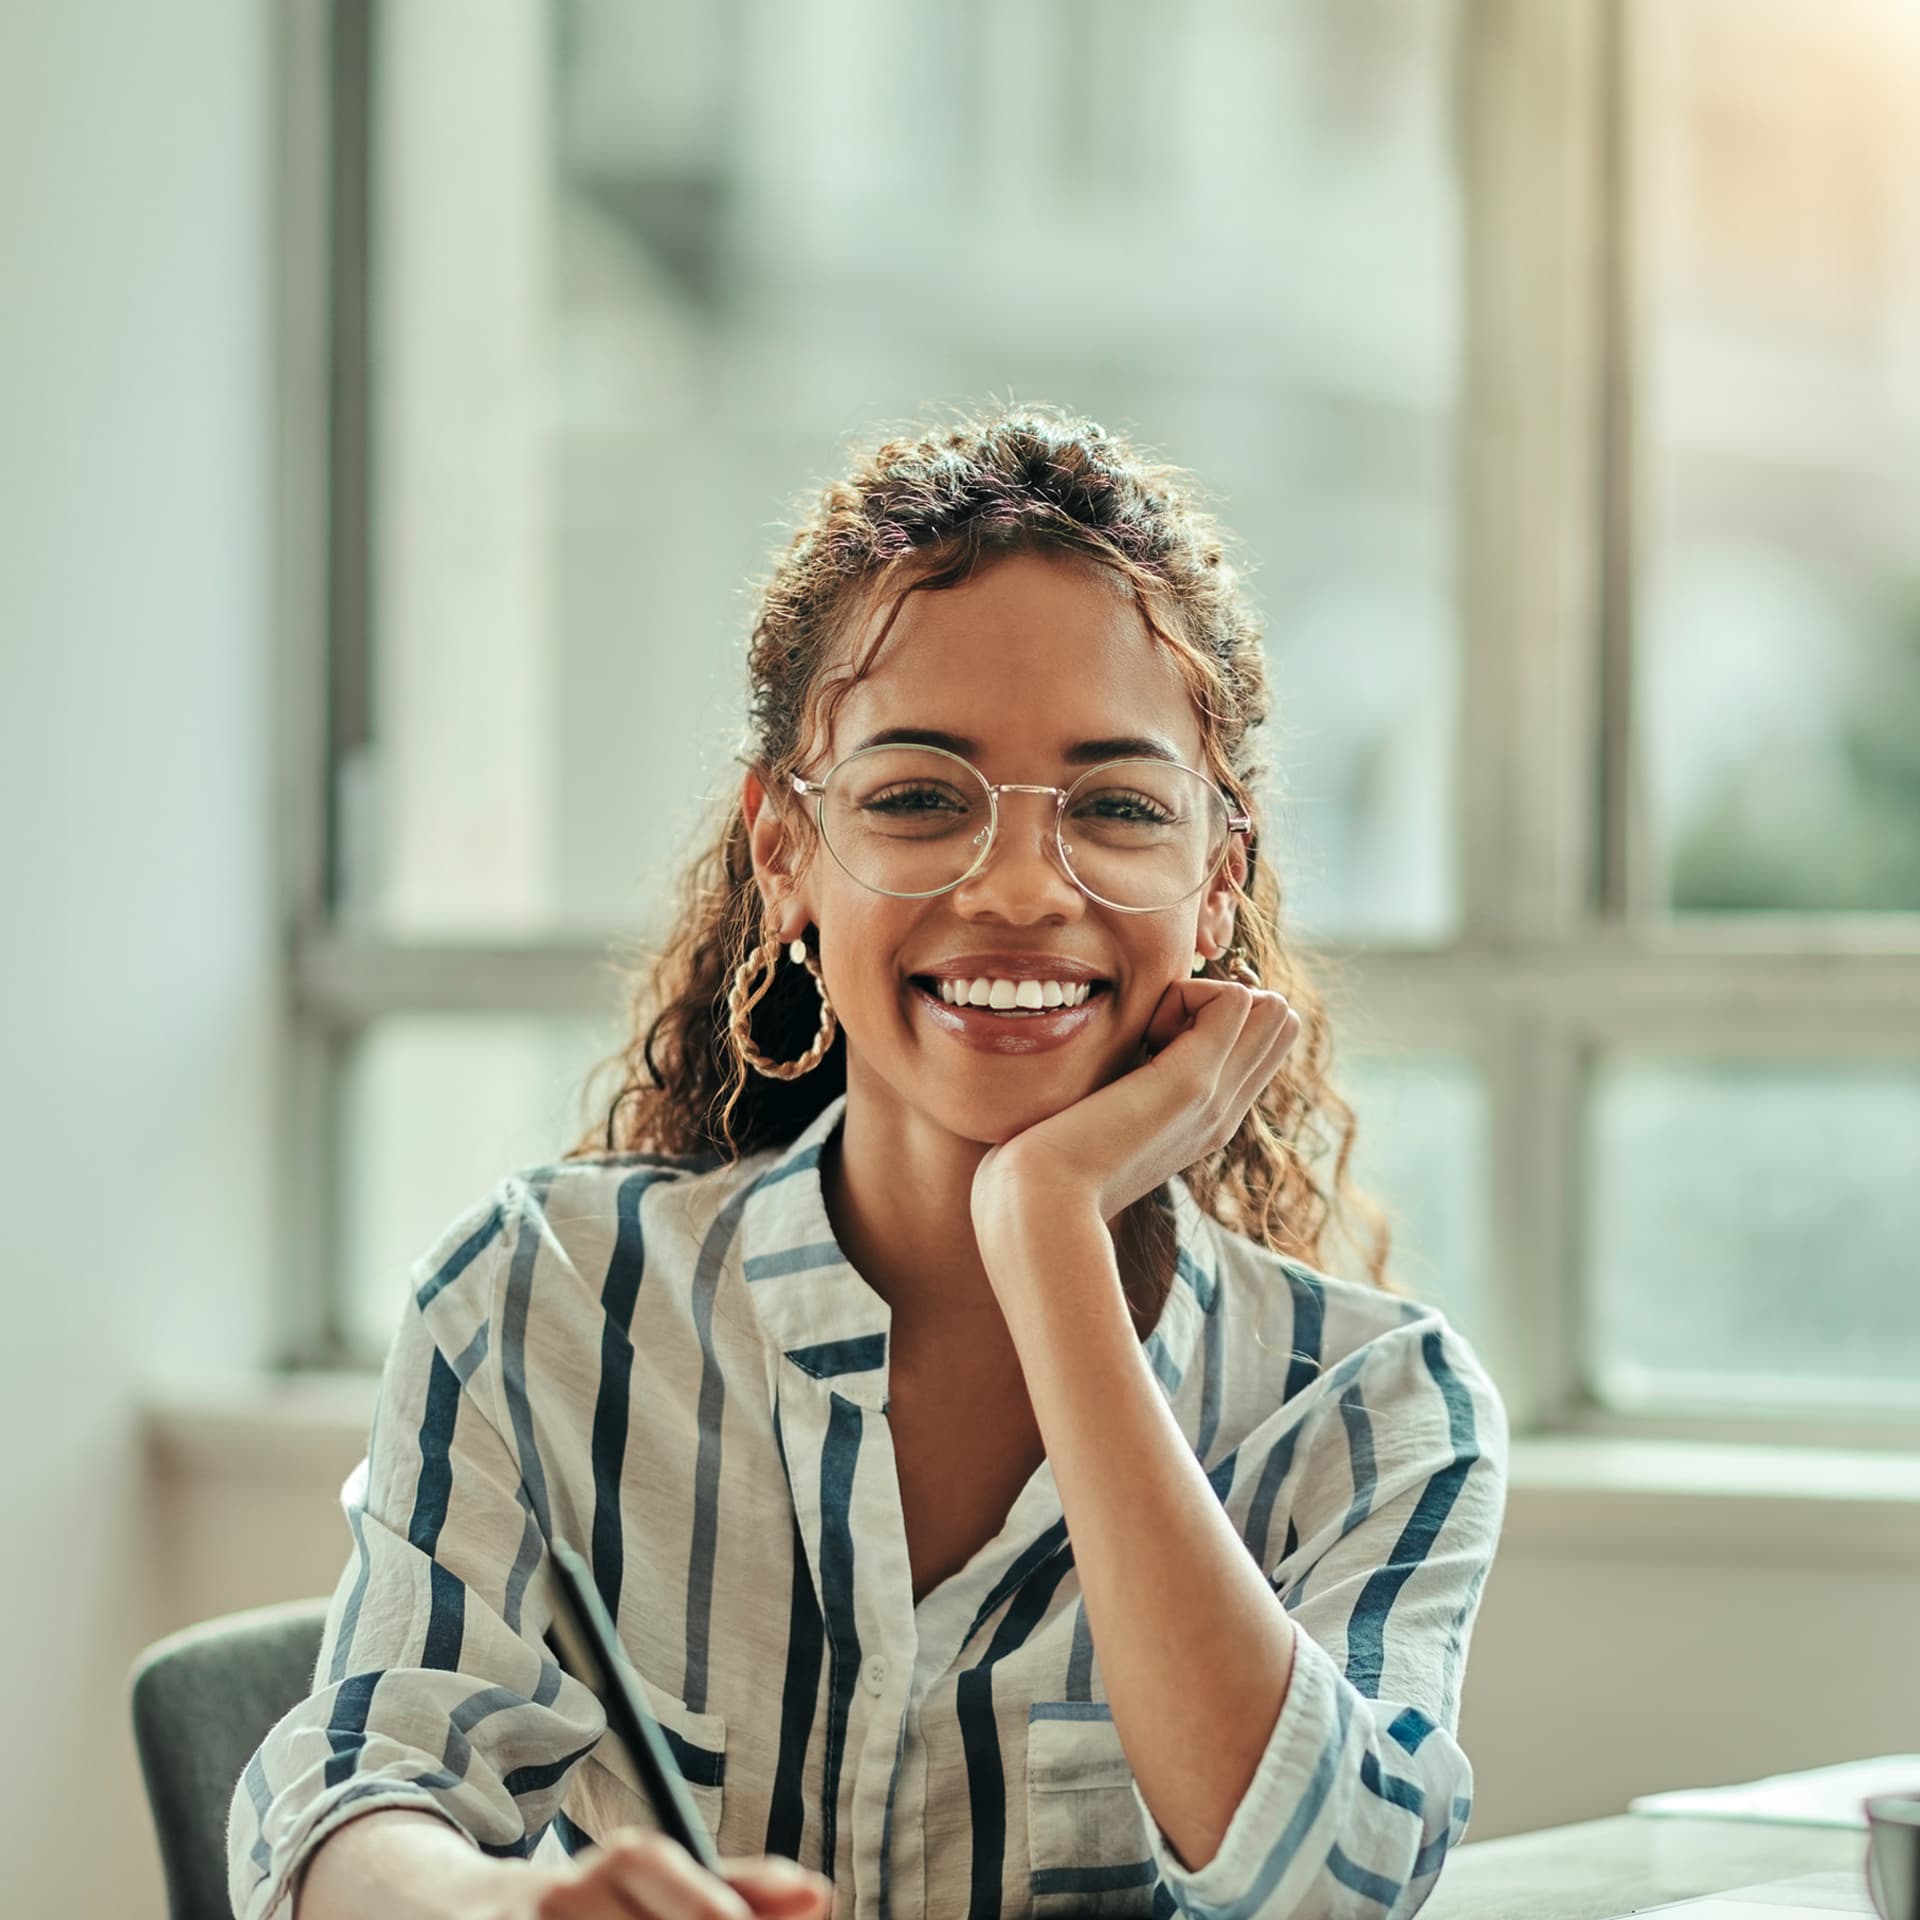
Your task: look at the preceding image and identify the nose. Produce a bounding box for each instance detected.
[949,789,1085,922]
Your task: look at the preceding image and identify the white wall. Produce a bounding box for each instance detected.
[0,0,277,1909]
[1461,1470,1920,1835]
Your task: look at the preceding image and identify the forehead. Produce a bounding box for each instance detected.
[822,549,1203,770]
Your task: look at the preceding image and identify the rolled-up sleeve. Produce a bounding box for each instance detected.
[226,1188,604,1920]
[1130,1316,1508,1920]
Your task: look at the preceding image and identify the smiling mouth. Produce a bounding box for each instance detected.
[910,975,1113,1021]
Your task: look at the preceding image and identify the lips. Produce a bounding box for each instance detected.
[907,977,1110,1056]
[908,953,1109,985]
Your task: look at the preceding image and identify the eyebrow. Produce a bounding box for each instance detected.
[849,726,1185,766]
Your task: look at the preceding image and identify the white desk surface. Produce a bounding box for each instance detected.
[1420,1813,1870,1920]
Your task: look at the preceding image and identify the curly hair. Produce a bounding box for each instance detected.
[567,403,1398,1308]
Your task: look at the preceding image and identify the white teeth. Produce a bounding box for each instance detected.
[930,975,1096,1010]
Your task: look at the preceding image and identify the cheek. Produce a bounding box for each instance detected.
[1119,944,1192,1027]
[1132,935,1192,988]
[815,901,917,1014]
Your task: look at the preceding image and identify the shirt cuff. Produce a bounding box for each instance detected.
[1130,1626,1359,1919]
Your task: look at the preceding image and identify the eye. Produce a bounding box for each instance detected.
[1075,788,1177,824]
[863,781,971,814]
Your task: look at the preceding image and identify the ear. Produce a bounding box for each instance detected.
[742,764,815,941]
[1195,833,1250,961]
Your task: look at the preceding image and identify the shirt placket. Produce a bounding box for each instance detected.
[739,1104,1216,1919]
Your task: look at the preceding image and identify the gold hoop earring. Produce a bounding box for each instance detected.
[1221,944,1261,987]
[728,934,838,1080]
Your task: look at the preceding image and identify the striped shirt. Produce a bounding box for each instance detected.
[228,1090,1507,1920]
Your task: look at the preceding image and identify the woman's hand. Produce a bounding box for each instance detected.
[296,1811,834,1920]
[969,977,1300,1257]
[484,1833,834,1920]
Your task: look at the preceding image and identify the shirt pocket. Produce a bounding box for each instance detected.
[1026,1704,1160,1917]
[575,1667,728,1850]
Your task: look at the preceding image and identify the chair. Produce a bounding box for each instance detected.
[130,1596,331,1920]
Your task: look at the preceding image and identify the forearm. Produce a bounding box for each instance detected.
[984,1201,1298,1874]
[295,1808,521,1920]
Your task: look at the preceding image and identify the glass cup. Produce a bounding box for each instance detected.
[1867,1794,1920,1920]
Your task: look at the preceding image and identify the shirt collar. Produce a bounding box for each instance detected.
[735,1091,1219,1417]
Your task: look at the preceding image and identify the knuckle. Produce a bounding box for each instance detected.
[678,1866,754,1920]
[605,1833,751,1920]
[601,1829,669,1873]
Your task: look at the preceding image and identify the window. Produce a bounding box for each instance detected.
[284,0,1919,1445]
[1636,0,1920,917]
[1585,1059,1920,1413]
[341,0,1460,944]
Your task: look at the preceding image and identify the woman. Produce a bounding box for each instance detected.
[234,406,1506,1920]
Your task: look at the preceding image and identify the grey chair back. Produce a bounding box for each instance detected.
[130,1597,330,1920]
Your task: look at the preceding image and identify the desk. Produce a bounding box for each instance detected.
[1419,1814,1870,1919]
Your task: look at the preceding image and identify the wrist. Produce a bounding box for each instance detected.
[295,1807,508,1920]
[974,1191,1125,1334]
[972,1175,1105,1256]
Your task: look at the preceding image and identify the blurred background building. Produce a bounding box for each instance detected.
[4,2,1916,1913]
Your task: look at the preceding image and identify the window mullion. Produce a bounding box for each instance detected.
[1456,0,1615,1428]
[283,1027,353,1370]
[1596,0,1644,924]
[277,0,352,1371]
[1456,0,1609,944]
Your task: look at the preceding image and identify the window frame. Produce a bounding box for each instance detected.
[274,0,1920,1450]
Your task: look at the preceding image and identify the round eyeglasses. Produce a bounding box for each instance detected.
[788,744,1251,913]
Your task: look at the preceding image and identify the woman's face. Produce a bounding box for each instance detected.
[747,548,1245,1147]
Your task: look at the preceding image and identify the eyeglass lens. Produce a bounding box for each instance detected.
[816,746,1228,909]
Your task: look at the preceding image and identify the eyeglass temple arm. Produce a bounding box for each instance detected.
[1229,812,1257,897]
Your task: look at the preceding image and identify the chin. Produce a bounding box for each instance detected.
[935,1078,1096,1147]
[857,1010,1140,1143]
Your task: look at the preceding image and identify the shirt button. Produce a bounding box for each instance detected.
[861,1654,887,1696]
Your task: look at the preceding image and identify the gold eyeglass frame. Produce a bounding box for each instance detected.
[788,742,1253,914]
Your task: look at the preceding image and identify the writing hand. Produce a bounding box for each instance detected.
[479,1833,834,1920]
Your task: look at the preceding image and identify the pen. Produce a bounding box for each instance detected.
[544,1537,723,1874]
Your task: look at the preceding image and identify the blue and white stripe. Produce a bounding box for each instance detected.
[230,1092,1505,1920]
